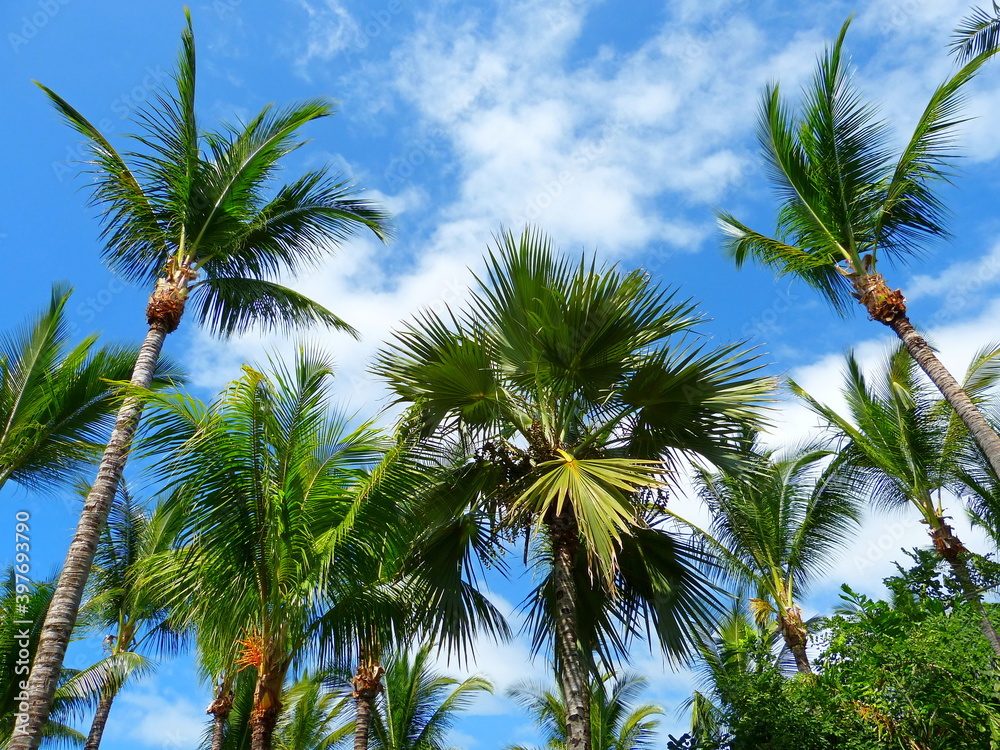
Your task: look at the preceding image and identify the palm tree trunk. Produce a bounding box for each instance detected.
[250,671,284,750]
[352,656,384,750]
[84,690,116,750]
[928,517,1000,657]
[547,509,591,750]
[11,322,169,750]
[207,684,235,750]
[777,605,812,674]
[885,314,1000,479]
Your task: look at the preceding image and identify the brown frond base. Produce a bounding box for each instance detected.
[206,690,234,719]
[928,518,967,562]
[779,606,808,650]
[146,260,198,333]
[351,662,385,700]
[852,273,907,324]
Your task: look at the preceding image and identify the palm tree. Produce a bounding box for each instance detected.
[76,485,186,749]
[693,438,861,673]
[952,3,1000,60]
[17,13,389,746]
[0,282,178,495]
[365,644,492,750]
[718,19,1000,478]
[507,672,663,750]
[792,345,1000,656]
[139,350,389,750]
[374,227,774,750]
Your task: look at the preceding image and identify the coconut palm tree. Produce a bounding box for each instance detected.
[953,3,1000,60]
[137,350,387,750]
[76,484,186,749]
[692,438,861,673]
[506,672,663,750]
[365,644,492,750]
[718,19,1000,478]
[792,345,1000,656]
[16,12,389,745]
[0,282,178,495]
[374,227,774,750]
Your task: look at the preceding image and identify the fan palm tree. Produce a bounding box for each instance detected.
[792,345,1000,656]
[76,484,186,749]
[506,672,663,750]
[718,19,1000,479]
[17,12,389,745]
[0,282,178,495]
[952,3,1000,60]
[137,350,389,750]
[374,227,774,750]
[693,438,861,673]
[365,644,492,750]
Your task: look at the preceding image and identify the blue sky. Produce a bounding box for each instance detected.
[3,0,1000,747]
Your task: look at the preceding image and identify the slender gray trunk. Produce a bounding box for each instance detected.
[352,657,383,750]
[929,519,1000,658]
[548,510,590,750]
[11,323,169,750]
[84,690,116,750]
[210,713,227,750]
[353,689,374,750]
[888,315,1000,479]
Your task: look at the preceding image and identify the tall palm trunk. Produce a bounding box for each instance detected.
[928,516,1000,657]
[547,509,590,750]
[206,682,235,750]
[859,275,1000,479]
[776,604,811,674]
[250,669,285,750]
[352,650,384,750]
[14,268,192,750]
[84,689,116,750]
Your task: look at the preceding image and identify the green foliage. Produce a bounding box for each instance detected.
[506,672,662,750]
[368,645,492,750]
[688,559,1000,749]
[0,283,181,492]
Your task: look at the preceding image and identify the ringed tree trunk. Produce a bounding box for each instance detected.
[546,508,591,750]
[855,272,1000,479]
[13,263,195,750]
[250,660,288,750]
[927,516,1000,658]
[206,680,235,750]
[776,603,812,675]
[84,690,116,750]
[352,648,385,750]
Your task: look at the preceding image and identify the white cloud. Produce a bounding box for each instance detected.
[112,690,206,748]
[293,0,360,75]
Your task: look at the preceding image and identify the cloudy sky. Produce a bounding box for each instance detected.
[3,0,1000,746]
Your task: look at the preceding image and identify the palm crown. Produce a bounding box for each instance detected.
[719,18,991,314]
[37,10,389,338]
